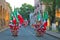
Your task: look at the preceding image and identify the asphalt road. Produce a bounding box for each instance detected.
[0,26,60,40]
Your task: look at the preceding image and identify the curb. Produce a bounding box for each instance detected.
[46,31,60,39]
[0,27,9,32]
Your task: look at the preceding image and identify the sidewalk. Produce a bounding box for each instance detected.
[46,31,60,39]
[0,27,9,32]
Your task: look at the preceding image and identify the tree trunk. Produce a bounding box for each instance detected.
[51,0,56,23]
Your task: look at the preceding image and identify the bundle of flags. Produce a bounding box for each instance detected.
[37,11,48,31]
[43,11,48,30]
[9,9,24,30]
[37,11,42,21]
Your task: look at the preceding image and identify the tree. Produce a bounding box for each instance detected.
[18,3,34,20]
[56,0,60,8]
[41,0,60,25]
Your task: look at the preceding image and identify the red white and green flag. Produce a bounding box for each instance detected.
[17,11,24,24]
[9,11,17,27]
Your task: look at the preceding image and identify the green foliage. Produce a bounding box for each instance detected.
[17,3,34,20]
[41,0,52,4]
[56,0,60,8]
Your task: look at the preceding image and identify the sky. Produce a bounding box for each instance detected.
[6,0,34,11]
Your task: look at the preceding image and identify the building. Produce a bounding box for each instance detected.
[0,0,11,30]
[55,9,60,26]
[56,9,60,19]
[34,0,45,19]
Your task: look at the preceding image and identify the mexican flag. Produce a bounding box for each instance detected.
[43,11,48,30]
[14,9,19,23]
[43,20,47,30]
[17,11,24,24]
[14,9,24,27]
[9,11,17,28]
[12,16,16,25]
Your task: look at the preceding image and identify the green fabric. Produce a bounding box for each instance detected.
[14,9,19,22]
[37,12,41,21]
[43,11,48,20]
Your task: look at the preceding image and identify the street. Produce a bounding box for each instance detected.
[0,0,60,40]
[0,26,60,40]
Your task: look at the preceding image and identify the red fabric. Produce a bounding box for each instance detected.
[44,22,47,27]
[18,15,24,24]
[37,27,46,34]
[9,25,13,29]
[13,17,16,24]
[33,22,47,34]
[13,26,19,30]
[33,24,45,33]
[43,22,47,30]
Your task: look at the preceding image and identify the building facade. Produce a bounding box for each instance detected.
[34,0,46,22]
[0,0,11,30]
